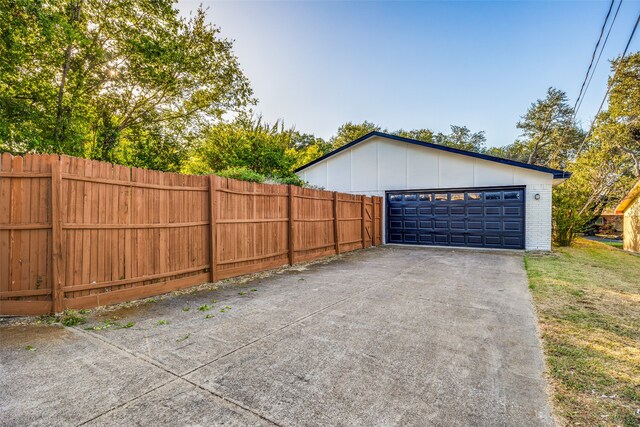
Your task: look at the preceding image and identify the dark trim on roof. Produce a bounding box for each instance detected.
[295,131,571,179]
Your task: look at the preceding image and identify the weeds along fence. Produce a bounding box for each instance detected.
[0,153,383,315]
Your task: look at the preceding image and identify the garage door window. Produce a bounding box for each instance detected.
[467,192,481,200]
[504,191,520,200]
[404,194,417,201]
[435,193,448,201]
[419,193,431,201]
[485,192,501,200]
[389,194,403,201]
[451,193,465,201]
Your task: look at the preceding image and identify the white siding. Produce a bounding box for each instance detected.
[299,135,556,250]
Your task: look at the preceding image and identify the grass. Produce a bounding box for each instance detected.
[525,238,640,426]
[603,241,624,250]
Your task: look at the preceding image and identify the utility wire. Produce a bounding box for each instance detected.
[573,0,616,114]
[575,0,624,116]
[577,11,640,155]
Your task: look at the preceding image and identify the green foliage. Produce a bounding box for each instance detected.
[330,121,381,149]
[597,53,640,178]
[217,166,265,183]
[494,88,583,169]
[60,310,86,327]
[0,0,252,166]
[550,54,640,246]
[183,114,297,177]
[433,125,486,152]
[182,114,314,185]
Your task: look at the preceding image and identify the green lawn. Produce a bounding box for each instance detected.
[603,241,624,250]
[525,238,640,427]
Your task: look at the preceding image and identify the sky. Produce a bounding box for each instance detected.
[177,0,640,148]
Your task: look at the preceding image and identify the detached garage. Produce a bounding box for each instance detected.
[295,132,570,251]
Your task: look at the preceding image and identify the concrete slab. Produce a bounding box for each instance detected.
[0,325,173,427]
[0,246,555,426]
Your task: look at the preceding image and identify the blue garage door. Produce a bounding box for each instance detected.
[386,187,525,249]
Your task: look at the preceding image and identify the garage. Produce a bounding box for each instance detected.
[295,131,570,251]
[386,187,525,249]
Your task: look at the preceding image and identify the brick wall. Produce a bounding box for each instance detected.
[524,184,553,251]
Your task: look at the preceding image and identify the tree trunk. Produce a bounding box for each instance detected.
[53,1,82,151]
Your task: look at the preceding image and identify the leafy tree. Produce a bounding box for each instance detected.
[505,88,583,169]
[329,121,381,149]
[394,128,435,143]
[182,114,299,179]
[433,125,486,152]
[594,53,640,178]
[552,145,633,245]
[0,0,252,164]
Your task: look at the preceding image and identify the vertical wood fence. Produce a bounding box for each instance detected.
[0,153,382,315]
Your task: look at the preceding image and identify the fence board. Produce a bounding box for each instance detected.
[0,153,382,315]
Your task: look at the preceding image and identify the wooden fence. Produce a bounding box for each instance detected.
[0,153,382,315]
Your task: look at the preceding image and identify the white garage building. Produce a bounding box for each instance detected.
[296,132,570,251]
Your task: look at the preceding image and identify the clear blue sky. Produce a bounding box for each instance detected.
[178,0,640,148]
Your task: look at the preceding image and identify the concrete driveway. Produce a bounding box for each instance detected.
[0,246,554,426]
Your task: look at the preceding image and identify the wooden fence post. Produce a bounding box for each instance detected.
[51,156,64,313]
[361,196,366,248]
[208,175,217,282]
[288,185,295,265]
[333,192,340,255]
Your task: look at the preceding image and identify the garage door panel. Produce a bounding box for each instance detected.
[451,234,465,244]
[504,221,522,231]
[468,206,483,215]
[485,206,501,215]
[504,206,522,216]
[418,234,433,243]
[451,221,465,230]
[419,220,433,229]
[467,235,483,245]
[404,233,418,243]
[468,221,483,230]
[450,206,465,215]
[387,187,524,249]
[404,220,417,229]
[389,220,403,229]
[504,236,523,247]
[485,221,501,230]
[434,207,449,215]
[434,220,449,229]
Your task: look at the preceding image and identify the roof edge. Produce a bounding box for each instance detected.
[295,131,571,179]
[615,180,640,214]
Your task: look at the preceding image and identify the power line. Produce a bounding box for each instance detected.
[577,11,640,155]
[573,0,616,114]
[574,0,624,116]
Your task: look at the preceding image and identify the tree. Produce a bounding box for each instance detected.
[329,121,381,149]
[0,0,253,165]
[596,52,640,178]
[552,144,633,245]
[433,125,486,152]
[394,128,435,143]
[508,87,583,169]
[181,114,299,179]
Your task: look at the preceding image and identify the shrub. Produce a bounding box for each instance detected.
[216,166,265,183]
